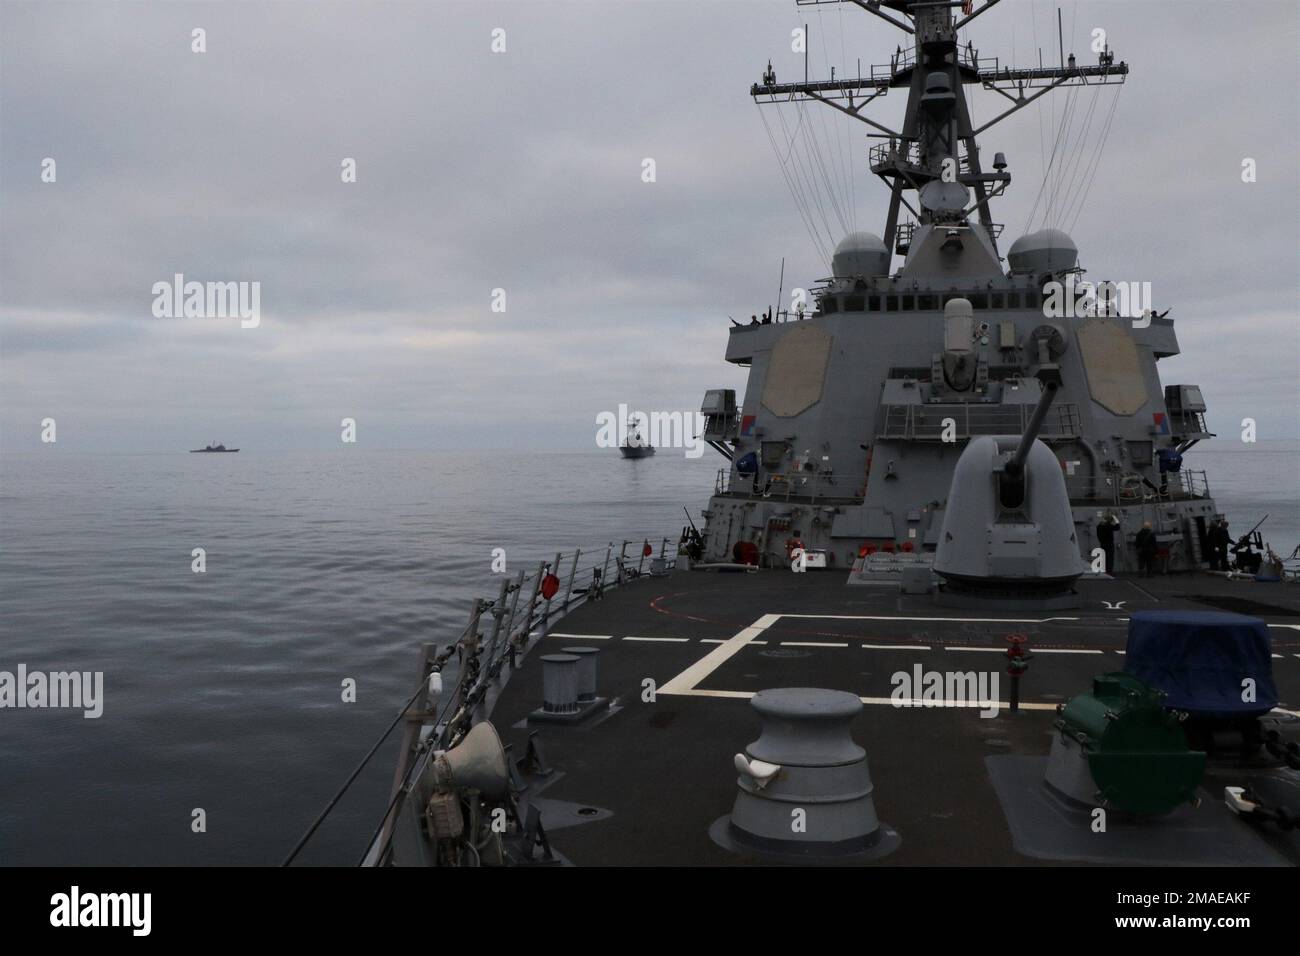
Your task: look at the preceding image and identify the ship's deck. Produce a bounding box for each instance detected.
[488,569,1300,866]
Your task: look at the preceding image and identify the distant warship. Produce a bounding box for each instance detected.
[190,442,239,453]
[619,418,656,459]
[288,1,1300,871]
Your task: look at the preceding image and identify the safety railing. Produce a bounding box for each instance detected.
[881,42,984,78]
[870,140,978,175]
[424,537,670,744]
[714,468,856,505]
[877,402,1081,441]
[362,534,676,865]
[1066,469,1212,505]
[895,220,1004,251]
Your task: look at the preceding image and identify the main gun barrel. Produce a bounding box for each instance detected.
[1009,381,1060,473]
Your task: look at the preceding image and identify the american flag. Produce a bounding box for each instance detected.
[962,0,974,15]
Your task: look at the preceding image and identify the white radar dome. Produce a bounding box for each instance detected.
[832,231,891,279]
[1007,228,1078,275]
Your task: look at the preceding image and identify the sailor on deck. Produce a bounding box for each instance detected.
[1135,522,1158,577]
[1207,518,1231,571]
[1095,513,1119,573]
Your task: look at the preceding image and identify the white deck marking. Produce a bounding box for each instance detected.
[1268,624,1300,631]
[940,646,1101,655]
[667,687,1058,711]
[658,614,781,696]
[658,612,1131,710]
[624,636,691,643]
[548,633,611,640]
[778,614,1080,624]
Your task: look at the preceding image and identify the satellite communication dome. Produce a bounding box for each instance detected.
[1007,228,1078,275]
[832,231,890,278]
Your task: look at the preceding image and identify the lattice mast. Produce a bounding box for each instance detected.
[753,0,1127,257]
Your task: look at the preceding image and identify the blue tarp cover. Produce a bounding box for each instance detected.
[1124,610,1278,716]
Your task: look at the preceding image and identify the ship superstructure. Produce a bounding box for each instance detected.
[698,0,1218,575]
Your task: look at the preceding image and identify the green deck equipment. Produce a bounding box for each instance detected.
[1045,673,1207,815]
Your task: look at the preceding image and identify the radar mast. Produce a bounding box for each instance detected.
[751,0,1128,258]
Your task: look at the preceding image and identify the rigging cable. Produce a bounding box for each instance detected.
[778,100,838,260]
[1064,83,1123,232]
[1052,79,1099,229]
[1023,81,1072,232]
[1053,75,1104,228]
[817,5,854,236]
[759,104,832,267]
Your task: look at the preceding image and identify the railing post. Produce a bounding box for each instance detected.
[456,597,485,707]
[479,577,511,710]
[503,568,525,643]
[562,549,581,611]
[600,543,612,596]
[659,537,668,560]
[388,640,438,795]
[618,540,629,585]
[543,552,563,624]
[637,540,647,576]
[380,639,439,860]
[521,560,546,642]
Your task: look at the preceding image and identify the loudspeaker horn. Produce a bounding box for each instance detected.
[433,721,509,799]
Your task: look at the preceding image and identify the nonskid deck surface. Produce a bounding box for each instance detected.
[488,570,1300,866]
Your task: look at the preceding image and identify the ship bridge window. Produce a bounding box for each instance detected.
[1007,292,1021,308]
[886,295,899,312]
[1024,291,1039,310]
[918,294,936,310]
[901,294,914,310]
[970,293,988,309]
[991,292,1005,308]
[821,296,839,315]
[844,295,865,312]
[867,295,881,311]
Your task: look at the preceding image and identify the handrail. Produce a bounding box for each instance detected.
[358,532,675,865]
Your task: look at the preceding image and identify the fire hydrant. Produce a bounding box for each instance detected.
[1005,633,1032,713]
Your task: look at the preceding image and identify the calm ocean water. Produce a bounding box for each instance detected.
[1,443,1296,865]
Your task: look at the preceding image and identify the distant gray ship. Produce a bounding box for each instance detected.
[619,418,656,459]
[190,443,239,453]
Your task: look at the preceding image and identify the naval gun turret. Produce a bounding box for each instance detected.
[933,372,1084,609]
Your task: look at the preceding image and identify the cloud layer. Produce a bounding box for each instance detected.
[2,1,1297,451]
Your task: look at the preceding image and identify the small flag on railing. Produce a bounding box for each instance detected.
[962,0,974,15]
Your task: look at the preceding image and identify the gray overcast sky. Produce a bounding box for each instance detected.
[2,0,1297,452]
